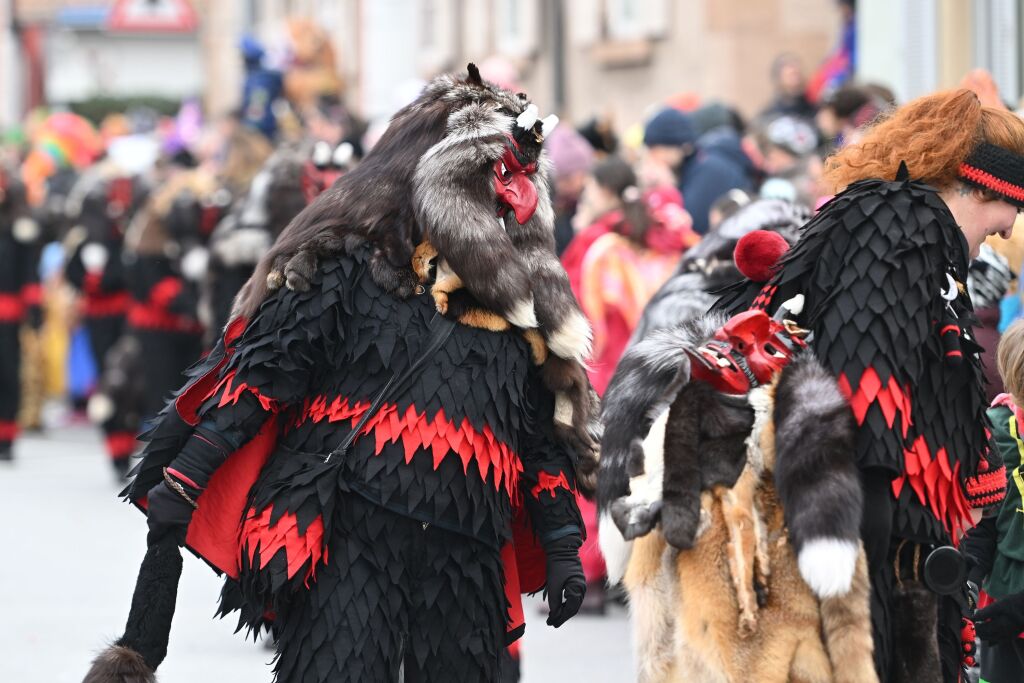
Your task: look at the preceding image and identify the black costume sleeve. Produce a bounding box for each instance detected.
[961,514,998,585]
[519,372,585,544]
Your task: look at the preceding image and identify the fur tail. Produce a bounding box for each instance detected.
[772,351,863,598]
[598,314,723,510]
[83,645,156,683]
[819,549,879,683]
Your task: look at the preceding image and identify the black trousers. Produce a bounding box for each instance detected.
[981,637,1024,683]
[135,329,202,419]
[272,494,508,683]
[0,322,20,448]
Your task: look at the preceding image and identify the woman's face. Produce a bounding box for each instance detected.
[947,189,1017,259]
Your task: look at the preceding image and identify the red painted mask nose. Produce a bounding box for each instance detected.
[494,167,538,224]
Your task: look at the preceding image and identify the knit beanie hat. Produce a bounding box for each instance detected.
[959,142,1024,208]
[545,126,595,180]
[643,108,696,148]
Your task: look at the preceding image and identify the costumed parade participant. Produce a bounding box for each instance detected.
[64,160,148,474]
[0,169,42,461]
[84,65,598,683]
[203,138,352,345]
[599,89,1019,682]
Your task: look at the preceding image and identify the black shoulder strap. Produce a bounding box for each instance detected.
[324,312,456,463]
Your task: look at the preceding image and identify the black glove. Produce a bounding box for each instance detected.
[973,591,1024,643]
[145,480,196,547]
[544,534,586,628]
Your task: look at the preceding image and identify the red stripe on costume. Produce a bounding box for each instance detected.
[149,276,183,308]
[105,431,136,458]
[960,164,1024,202]
[0,420,18,441]
[531,471,573,499]
[212,371,279,412]
[837,368,912,437]
[166,467,201,491]
[83,291,130,317]
[891,437,974,541]
[127,304,202,333]
[20,283,42,306]
[239,506,329,585]
[965,465,1007,506]
[0,293,24,321]
[300,396,524,499]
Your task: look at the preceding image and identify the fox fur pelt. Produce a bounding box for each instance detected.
[602,349,875,682]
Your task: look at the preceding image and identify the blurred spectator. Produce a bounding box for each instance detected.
[240,35,284,140]
[546,125,595,255]
[707,188,752,232]
[564,156,696,393]
[806,0,856,103]
[816,85,872,150]
[758,115,824,206]
[968,244,1015,401]
[760,53,817,123]
[578,115,619,158]
[643,107,754,235]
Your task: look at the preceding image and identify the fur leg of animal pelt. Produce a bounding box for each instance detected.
[412,102,537,324]
[598,314,724,510]
[771,351,863,599]
[888,579,941,683]
[541,355,600,496]
[624,531,679,683]
[718,468,763,638]
[505,164,592,363]
[659,384,704,550]
[819,549,879,683]
[82,645,156,683]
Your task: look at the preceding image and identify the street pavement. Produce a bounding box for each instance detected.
[0,424,633,682]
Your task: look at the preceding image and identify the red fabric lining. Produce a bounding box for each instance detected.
[213,371,279,412]
[960,164,1024,202]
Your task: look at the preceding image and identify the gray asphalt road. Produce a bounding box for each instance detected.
[0,426,633,682]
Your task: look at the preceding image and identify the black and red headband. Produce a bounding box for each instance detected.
[958,142,1024,208]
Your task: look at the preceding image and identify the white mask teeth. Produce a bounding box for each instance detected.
[540,114,559,136]
[516,104,539,130]
[312,141,332,166]
[333,142,354,167]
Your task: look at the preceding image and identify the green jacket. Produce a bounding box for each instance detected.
[983,404,1024,598]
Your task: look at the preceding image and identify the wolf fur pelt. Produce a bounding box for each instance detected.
[602,348,876,682]
[229,64,599,486]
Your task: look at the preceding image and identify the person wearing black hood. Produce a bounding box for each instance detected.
[759,53,818,124]
[643,107,754,235]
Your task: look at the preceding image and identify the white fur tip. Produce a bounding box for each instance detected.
[87,393,115,424]
[781,294,805,316]
[181,247,209,282]
[547,311,593,362]
[516,104,539,130]
[599,511,633,585]
[798,537,858,599]
[507,297,538,329]
[81,242,109,273]
[13,217,40,243]
[541,114,560,136]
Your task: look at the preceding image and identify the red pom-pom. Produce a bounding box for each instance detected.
[734,230,789,282]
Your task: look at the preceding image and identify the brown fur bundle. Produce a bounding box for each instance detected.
[619,363,876,682]
[82,646,156,683]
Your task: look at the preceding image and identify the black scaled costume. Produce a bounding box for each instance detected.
[717,162,1007,682]
[64,161,148,469]
[0,170,41,459]
[87,65,597,683]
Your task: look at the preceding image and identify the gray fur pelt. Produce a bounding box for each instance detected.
[597,312,725,510]
[772,350,862,557]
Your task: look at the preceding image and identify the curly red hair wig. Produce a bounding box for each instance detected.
[826,89,1024,193]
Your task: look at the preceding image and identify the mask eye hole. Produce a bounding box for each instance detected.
[763,342,785,358]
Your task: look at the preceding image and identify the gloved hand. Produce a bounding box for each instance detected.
[146,480,196,547]
[973,591,1024,643]
[544,534,586,628]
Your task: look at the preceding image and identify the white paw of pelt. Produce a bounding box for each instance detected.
[797,537,858,599]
